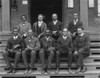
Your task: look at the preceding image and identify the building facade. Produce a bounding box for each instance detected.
[0,0,100,33]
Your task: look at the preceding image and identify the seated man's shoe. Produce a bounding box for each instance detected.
[12,69,16,73]
[47,68,51,74]
[28,69,34,73]
[41,68,46,74]
[24,69,28,74]
[75,67,81,73]
[81,65,87,72]
[55,68,59,74]
[68,68,73,73]
[7,68,13,73]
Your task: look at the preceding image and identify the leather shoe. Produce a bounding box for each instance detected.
[55,68,59,74]
[7,68,13,73]
[81,66,87,72]
[75,67,81,73]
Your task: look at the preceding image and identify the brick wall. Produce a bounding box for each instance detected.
[0,8,2,31]
[11,0,29,30]
[0,0,100,32]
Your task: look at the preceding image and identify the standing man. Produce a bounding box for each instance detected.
[48,13,63,40]
[56,28,73,73]
[22,29,40,73]
[67,13,83,38]
[39,29,55,74]
[32,14,47,39]
[74,27,90,73]
[18,15,31,39]
[3,28,24,73]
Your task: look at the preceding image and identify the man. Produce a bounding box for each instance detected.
[18,15,31,39]
[3,28,24,73]
[22,29,40,73]
[56,28,73,73]
[39,29,55,74]
[67,13,83,38]
[48,13,62,40]
[73,27,90,73]
[32,14,47,39]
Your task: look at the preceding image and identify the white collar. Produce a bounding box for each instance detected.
[62,36,67,39]
[74,19,78,22]
[13,36,18,39]
[45,36,50,41]
[79,33,84,36]
[53,20,58,25]
[38,21,43,23]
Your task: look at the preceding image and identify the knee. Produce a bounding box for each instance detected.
[68,51,72,55]
[50,51,54,56]
[16,52,21,55]
[31,50,36,55]
[39,49,44,55]
[22,50,26,54]
[56,51,60,56]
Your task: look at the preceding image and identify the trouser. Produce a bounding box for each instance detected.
[22,49,36,68]
[3,50,21,68]
[39,49,54,69]
[73,50,90,67]
[56,51,73,69]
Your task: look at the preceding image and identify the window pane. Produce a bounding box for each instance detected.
[89,0,94,7]
[98,0,100,16]
[68,0,74,8]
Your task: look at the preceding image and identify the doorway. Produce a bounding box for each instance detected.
[30,0,62,25]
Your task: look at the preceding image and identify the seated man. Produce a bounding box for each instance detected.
[56,28,73,74]
[39,29,55,74]
[22,29,40,73]
[73,27,90,73]
[3,28,24,73]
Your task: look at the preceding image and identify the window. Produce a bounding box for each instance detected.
[68,0,74,8]
[98,0,100,16]
[89,0,94,8]
[0,0,1,7]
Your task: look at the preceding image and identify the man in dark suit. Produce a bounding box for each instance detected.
[68,13,83,36]
[73,27,90,73]
[48,13,63,40]
[22,29,40,73]
[39,29,55,74]
[3,28,24,73]
[32,14,47,39]
[56,28,73,74]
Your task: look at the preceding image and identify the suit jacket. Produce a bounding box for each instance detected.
[32,21,47,37]
[68,19,83,34]
[57,36,73,53]
[74,33,90,51]
[40,36,55,51]
[6,36,24,51]
[24,36,40,51]
[48,20,62,32]
[18,21,31,35]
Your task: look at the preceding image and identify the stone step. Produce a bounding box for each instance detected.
[0,70,100,77]
[0,62,100,71]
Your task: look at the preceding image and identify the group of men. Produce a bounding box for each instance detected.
[3,13,90,74]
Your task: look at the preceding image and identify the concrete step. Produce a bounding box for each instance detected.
[0,70,100,77]
[0,62,100,71]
